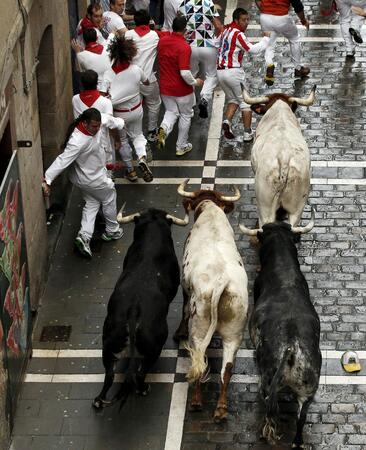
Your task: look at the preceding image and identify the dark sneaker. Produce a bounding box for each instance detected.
[156,127,166,150]
[101,227,124,242]
[147,129,157,142]
[198,98,208,119]
[176,143,193,156]
[138,157,153,182]
[349,27,363,44]
[264,64,275,86]
[74,234,92,258]
[294,66,310,78]
[125,168,138,182]
[222,120,235,139]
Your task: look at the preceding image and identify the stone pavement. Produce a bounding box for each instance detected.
[10,1,366,449]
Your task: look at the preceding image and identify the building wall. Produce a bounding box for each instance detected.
[0,0,74,310]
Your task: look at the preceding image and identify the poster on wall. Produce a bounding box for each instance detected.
[0,151,31,426]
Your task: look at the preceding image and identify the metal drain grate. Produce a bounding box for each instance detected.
[40,325,72,342]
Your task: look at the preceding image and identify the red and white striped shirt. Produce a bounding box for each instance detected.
[217,22,269,69]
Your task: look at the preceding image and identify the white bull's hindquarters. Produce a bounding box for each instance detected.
[251,100,310,227]
[182,201,248,422]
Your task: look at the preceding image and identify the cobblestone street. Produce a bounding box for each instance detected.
[9,0,366,449]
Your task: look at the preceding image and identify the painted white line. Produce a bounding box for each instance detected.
[31,348,366,359]
[164,383,189,450]
[151,160,204,167]
[246,24,363,30]
[216,160,366,168]
[24,373,366,385]
[114,177,202,185]
[207,90,226,141]
[32,349,178,358]
[202,166,216,178]
[250,36,343,42]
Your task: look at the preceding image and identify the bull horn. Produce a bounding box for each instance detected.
[117,210,141,223]
[166,213,189,226]
[288,85,316,106]
[221,185,241,202]
[239,224,263,236]
[291,207,315,234]
[177,178,196,198]
[242,89,269,105]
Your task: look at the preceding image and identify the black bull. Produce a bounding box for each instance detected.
[93,209,181,409]
[249,222,321,449]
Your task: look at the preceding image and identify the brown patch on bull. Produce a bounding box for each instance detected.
[218,293,236,323]
[251,94,298,116]
[214,362,233,423]
[183,191,234,221]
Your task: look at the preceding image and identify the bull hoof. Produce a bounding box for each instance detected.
[214,407,228,423]
[136,383,150,396]
[92,397,111,409]
[190,402,203,412]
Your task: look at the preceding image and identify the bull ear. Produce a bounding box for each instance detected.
[291,101,298,113]
[223,203,234,214]
[251,104,266,115]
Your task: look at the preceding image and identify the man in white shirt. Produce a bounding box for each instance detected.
[43,108,124,258]
[76,2,107,46]
[335,0,366,59]
[103,0,128,35]
[72,28,112,90]
[72,70,117,168]
[125,10,161,142]
[101,36,154,182]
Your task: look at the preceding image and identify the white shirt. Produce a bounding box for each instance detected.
[103,11,126,33]
[162,0,181,30]
[76,20,106,46]
[76,48,112,90]
[100,64,147,109]
[45,115,124,189]
[133,0,150,11]
[124,28,159,82]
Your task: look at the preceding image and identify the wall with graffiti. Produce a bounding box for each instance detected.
[0,151,31,428]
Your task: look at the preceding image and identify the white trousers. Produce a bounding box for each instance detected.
[190,47,218,102]
[160,93,195,149]
[336,0,366,53]
[114,105,147,166]
[140,81,161,131]
[79,183,120,239]
[217,68,249,110]
[260,14,302,68]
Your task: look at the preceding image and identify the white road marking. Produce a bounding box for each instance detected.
[164,383,189,450]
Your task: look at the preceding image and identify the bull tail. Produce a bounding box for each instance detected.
[113,307,139,410]
[262,346,295,444]
[186,276,227,384]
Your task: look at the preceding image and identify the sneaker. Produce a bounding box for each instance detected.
[264,64,275,86]
[243,130,254,142]
[156,127,166,150]
[74,234,92,258]
[349,27,363,44]
[125,168,138,182]
[147,129,157,142]
[138,157,154,182]
[294,66,310,78]
[101,227,124,242]
[222,120,235,139]
[198,98,208,119]
[176,143,193,156]
[146,142,153,163]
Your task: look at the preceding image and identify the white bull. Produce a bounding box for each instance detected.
[177,180,248,423]
[244,87,316,228]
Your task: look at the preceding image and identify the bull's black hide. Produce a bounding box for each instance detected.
[93,209,180,409]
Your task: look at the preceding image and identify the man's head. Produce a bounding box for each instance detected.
[110,0,125,14]
[172,16,187,34]
[108,35,137,63]
[87,2,103,28]
[81,108,102,135]
[83,28,98,44]
[80,70,98,91]
[134,9,150,26]
[233,8,249,32]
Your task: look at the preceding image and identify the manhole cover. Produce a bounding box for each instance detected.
[40,325,72,342]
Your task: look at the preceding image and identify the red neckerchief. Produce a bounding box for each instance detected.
[112,61,130,74]
[134,25,151,37]
[76,122,93,136]
[79,90,101,107]
[85,42,104,54]
[78,16,97,34]
[227,21,242,31]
